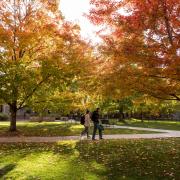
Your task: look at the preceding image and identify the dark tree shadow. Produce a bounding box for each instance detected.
[74,140,180,180]
[0,164,16,178]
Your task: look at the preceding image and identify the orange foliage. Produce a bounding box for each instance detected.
[89,0,180,101]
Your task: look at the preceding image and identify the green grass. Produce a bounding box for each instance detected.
[0,121,159,137]
[0,139,179,179]
[116,119,180,131]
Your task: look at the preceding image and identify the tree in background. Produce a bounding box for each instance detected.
[98,94,179,121]
[99,97,133,120]
[89,0,180,101]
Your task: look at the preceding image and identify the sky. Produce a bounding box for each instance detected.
[60,0,100,43]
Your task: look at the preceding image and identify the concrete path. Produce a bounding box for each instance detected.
[106,125,174,133]
[0,126,180,143]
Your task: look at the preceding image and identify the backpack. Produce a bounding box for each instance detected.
[80,115,85,125]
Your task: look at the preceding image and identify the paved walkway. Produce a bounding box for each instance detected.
[106,125,174,132]
[0,126,180,143]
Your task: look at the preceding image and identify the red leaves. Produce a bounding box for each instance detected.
[88,0,180,101]
[89,0,118,25]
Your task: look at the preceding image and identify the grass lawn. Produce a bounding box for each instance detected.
[117,119,180,131]
[0,121,159,137]
[0,139,179,179]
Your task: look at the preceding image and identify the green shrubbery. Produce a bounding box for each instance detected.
[0,113,9,121]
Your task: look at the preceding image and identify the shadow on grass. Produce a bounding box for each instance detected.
[0,140,180,179]
[74,139,180,180]
[0,164,16,178]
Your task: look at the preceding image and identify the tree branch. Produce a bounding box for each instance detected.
[161,0,174,46]
[148,74,180,82]
[17,75,51,110]
[170,94,180,101]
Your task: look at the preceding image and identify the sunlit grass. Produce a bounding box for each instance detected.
[0,139,179,179]
[117,119,180,130]
[0,121,159,137]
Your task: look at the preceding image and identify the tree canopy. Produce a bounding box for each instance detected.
[88,0,180,101]
[0,0,94,131]
[0,0,179,131]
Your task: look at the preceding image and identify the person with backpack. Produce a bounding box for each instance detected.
[80,110,91,139]
[91,108,103,140]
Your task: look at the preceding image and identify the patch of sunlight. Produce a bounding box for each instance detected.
[0,122,9,126]
[5,152,69,179]
[131,119,180,124]
[3,151,105,179]
[159,121,179,124]
[0,154,21,167]
[91,161,106,172]
[70,124,83,130]
[40,122,64,125]
[83,172,103,180]
[57,140,77,147]
[61,156,104,180]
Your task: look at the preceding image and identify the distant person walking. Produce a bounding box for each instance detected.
[80,110,91,139]
[91,108,103,140]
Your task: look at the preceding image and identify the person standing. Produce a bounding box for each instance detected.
[80,110,91,139]
[91,108,103,140]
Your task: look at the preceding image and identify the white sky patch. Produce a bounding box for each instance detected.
[60,0,101,43]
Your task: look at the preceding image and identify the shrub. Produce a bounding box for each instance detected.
[0,113,9,121]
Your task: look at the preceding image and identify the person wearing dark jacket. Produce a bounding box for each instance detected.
[91,108,103,140]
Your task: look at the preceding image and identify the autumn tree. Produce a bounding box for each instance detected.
[89,0,180,101]
[0,0,93,131]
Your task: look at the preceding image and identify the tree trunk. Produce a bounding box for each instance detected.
[141,111,144,123]
[130,111,133,118]
[118,111,124,121]
[118,107,126,124]
[9,103,17,132]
